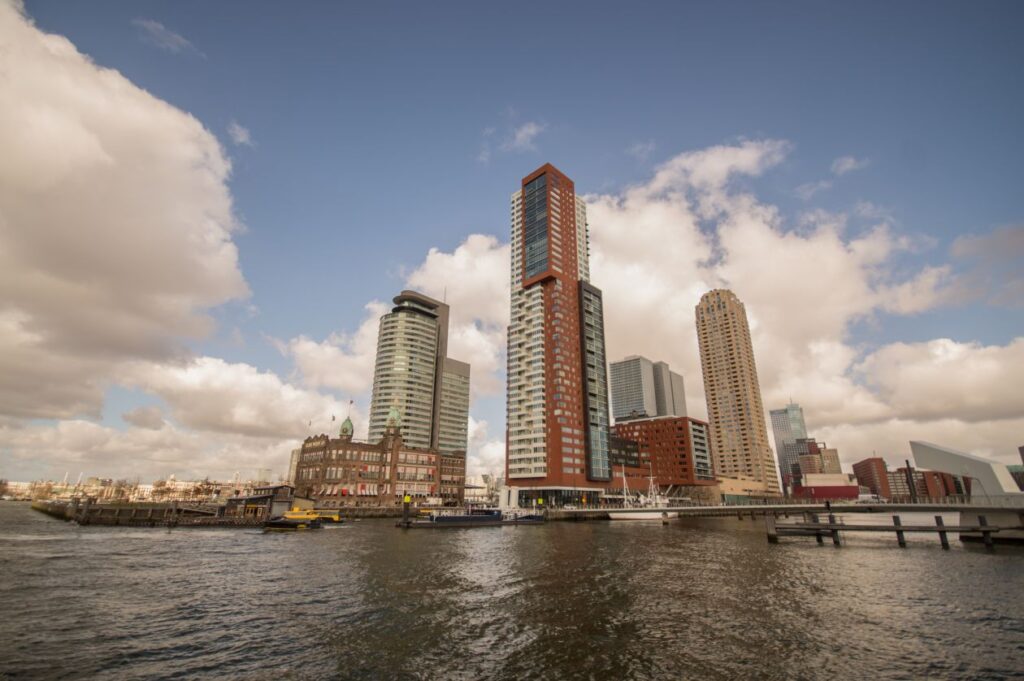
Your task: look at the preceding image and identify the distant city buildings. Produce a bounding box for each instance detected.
[852,457,892,498]
[795,438,842,477]
[610,356,686,422]
[769,402,807,487]
[696,289,781,494]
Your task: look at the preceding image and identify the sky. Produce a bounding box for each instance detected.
[2,0,1023,483]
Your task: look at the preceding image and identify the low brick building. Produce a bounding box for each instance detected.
[612,416,716,494]
[293,411,465,507]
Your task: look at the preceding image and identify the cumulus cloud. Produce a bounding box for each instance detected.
[950,225,1024,307]
[831,155,870,176]
[466,416,506,477]
[0,419,297,482]
[0,3,248,420]
[122,357,356,440]
[122,406,165,430]
[281,301,388,396]
[855,338,1024,424]
[501,121,546,152]
[227,120,253,147]
[132,18,204,58]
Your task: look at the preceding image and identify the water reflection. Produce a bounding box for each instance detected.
[1,504,1021,680]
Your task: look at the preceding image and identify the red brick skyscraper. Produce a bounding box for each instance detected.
[505,164,611,504]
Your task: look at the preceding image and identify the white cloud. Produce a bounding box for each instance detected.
[281,301,388,396]
[122,405,165,430]
[466,416,506,477]
[831,155,870,176]
[0,419,297,482]
[795,179,832,201]
[227,120,253,147]
[131,18,204,58]
[0,3,248,419]
[855,338,1024,424]
[501,121,546,152]
[123,356,355,440]
[950,225,1024,307]
[626,140,656,161]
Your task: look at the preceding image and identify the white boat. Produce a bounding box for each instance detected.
[608,463,672,521]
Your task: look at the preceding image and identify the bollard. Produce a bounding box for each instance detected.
[893,515,906,548]
[401,494,411,528]
[935,515,949,550]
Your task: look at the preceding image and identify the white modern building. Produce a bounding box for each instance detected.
[609,356,686,422]
[910,441,1022,496]
[368,290,470,455]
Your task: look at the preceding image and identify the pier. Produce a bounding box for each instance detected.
[764,512,1017,550]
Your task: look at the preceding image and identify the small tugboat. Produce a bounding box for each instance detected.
[263,515,322,531]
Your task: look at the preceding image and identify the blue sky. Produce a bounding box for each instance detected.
[4,0,1023,480]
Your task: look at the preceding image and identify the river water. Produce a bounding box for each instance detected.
[1,502,1022,680]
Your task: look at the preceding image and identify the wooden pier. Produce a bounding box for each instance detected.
[765,512,1018,551]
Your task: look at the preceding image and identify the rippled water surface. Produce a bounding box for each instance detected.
[1,503,1022,680]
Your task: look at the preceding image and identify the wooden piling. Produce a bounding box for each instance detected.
[811,514,823,544]
[979,515,994,551]
[935,515,949,550]
[893,515,906,547]
[765,514,778,543]
[828,513,841,546]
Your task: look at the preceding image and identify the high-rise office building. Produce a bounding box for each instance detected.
[368,290,470,454]
[438,358,471,454]
[770,402,808,487]
[610,355,687,422]
[506,163,613,501]
[695,289,781,494]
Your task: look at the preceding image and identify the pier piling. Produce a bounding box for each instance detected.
[935,515,949,549]
[979,515,994,551]
[893,515,906,547]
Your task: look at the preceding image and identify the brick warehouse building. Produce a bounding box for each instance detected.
[612,416,717,495]
[293,409,465,507]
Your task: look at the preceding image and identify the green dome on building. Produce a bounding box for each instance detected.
[386,404,402,428]
[339,416,354,438]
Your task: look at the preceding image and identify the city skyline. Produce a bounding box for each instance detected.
[3,1,1024,484]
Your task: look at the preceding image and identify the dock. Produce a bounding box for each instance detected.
[765,512,1021,550]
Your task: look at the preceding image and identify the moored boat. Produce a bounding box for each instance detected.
[396,508,545,528]
[263,516,322,531]
[283,508,344,524]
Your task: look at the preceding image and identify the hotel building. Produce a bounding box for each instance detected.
[294,410,466,506]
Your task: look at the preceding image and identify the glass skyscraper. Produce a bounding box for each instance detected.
[770,402,808,488]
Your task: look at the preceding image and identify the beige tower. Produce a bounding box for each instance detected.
[695,289,780,494]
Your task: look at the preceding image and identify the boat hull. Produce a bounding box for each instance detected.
[607,511,670,520]
[396,512,546,529]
